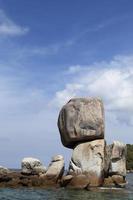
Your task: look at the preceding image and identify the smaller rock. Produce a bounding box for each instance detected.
[103,175,127,188]
[45,155,64,181]
[60,175,73,187]
[0,166,10,174]
[112,175,127,187]
[52,155,64,162]
[33,166,46,174]
[103,176,115,187]
[21,157,46,175]
[66,174,90,189]
[112,175,124,183]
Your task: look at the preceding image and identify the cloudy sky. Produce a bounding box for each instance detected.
[0,0,133,168]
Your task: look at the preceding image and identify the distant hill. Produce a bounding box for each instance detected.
[127,144,133,170]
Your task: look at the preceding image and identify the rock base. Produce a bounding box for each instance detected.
[0,171,127,189]
[0,171,60,188]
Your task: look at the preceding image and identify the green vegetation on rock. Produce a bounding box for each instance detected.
[127,144,133,170]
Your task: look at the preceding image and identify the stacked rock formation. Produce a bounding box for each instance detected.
[58,98,127,188]
[0,97,127,189]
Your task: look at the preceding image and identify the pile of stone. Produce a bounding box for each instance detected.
[58,98,127,189]
[0,97,127,189]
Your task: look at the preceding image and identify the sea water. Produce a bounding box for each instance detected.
[0,173,132,200]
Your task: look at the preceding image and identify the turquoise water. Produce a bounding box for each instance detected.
[0,174,133,200]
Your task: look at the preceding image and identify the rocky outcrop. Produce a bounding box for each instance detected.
[0,171,60,188]
[58,98,104,148]
[45,155,64,181]
[0,97,127,189]
[57,97,127,189]
[66,174,90,189]
[21,157,46,175]
[0,156,65,188]
[69,139,105,186]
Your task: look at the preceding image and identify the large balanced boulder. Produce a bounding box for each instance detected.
[21,157,46,175]
[69,139,105,186]
[45,155,64,181]
[58,98,104,148]
[109,141,126,177]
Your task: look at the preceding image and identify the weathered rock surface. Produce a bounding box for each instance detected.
[0,166,10,174]
[112,175,126,186]
[0,97,127,189]
[66,174,90,189]
[69,139,105,186]
[0,171,61,188]
[109,141,127,177]
[45,155,64,181]
[60,175,73,187]
[21,157,46,175]
[58,98,104,148]
[103,175,127,188]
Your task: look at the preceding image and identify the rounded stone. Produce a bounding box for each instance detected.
[58,98,104,148]
[21,157,46,175]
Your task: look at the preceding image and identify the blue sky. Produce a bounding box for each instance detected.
[0,0,133,168]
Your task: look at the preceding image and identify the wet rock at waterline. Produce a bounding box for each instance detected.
[103,175,127,188]
[0,172,60,188]
[66,174,90,189]
[58,98,104,148]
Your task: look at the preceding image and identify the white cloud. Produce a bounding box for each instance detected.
[66,65,82,74]
[52,55,133,125]
[0,72,47,116]
[0,9,29,36]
